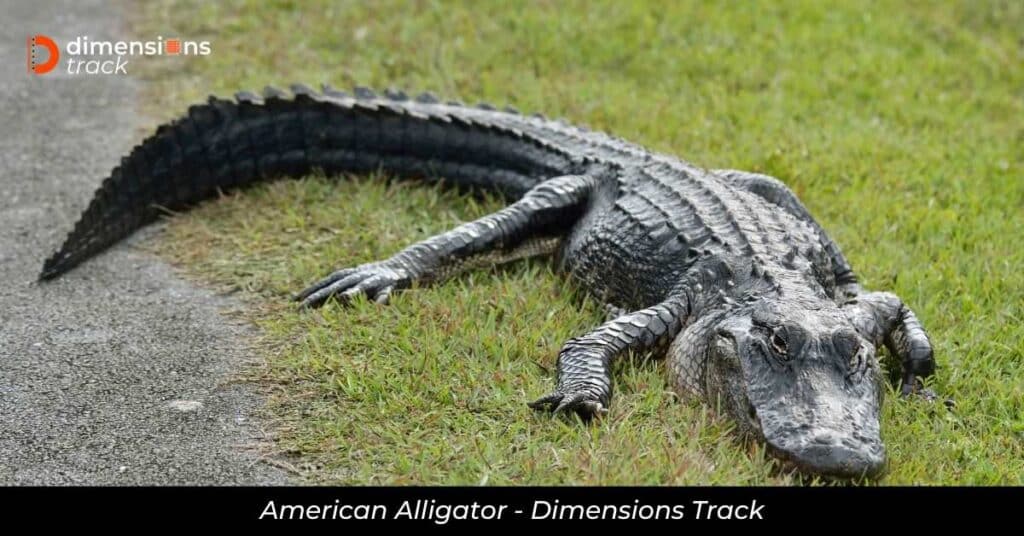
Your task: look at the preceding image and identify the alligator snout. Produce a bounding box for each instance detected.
[770,433,886,479]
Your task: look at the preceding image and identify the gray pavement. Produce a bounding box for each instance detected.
[0,0,288,485]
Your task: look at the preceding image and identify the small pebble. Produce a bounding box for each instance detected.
[166,400,203,412]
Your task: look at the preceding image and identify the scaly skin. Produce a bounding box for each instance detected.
[40,85,938,479]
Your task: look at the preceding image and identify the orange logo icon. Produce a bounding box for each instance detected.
[28,34,60,75]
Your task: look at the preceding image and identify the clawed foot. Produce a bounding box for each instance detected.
[900,373,954,409]
[294,261,411,309]
[529,385,609,421]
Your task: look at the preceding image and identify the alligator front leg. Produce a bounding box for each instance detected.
[529,294,689,419]
[842,291,938,399]
[296,175,596,309]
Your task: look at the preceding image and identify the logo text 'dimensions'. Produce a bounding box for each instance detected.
[27,34,212,76]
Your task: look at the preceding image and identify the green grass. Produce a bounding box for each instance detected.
[134,0,1023,484]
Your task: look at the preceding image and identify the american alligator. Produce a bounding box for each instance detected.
[40,84,938,479]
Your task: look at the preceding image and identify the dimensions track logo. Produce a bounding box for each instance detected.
[27,34,211,75]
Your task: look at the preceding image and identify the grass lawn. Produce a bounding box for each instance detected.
[133,0,1023,484]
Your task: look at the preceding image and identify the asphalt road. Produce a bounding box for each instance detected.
[0,0,288,485]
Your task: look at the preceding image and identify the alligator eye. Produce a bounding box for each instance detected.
[770,328,788,357]
[848,341,866,375]
[833,330,863,372]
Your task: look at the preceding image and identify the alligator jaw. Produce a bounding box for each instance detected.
[763,430,887,480]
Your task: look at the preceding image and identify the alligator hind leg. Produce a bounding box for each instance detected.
[842,291,938,399]
[529,293,689,419]
[296,175,596,309]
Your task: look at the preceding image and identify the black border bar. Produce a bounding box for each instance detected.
[2,486,1021,525]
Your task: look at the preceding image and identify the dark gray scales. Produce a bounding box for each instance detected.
[40,85,938,479]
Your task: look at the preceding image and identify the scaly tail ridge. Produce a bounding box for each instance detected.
[40,85,574,280]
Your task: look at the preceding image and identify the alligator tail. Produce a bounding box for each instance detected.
[40,84,575,281]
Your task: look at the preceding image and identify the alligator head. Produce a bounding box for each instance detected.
[669,299,886,479]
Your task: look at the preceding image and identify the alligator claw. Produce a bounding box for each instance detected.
[529,389,608,420]
[900,374,954,409]
[296,262,409,310]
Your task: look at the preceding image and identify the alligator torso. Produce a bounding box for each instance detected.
[41,85,937,478]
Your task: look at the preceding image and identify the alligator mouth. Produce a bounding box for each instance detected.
[740,411,886,480]
[764,437,887,480]
[739,405,886,480]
